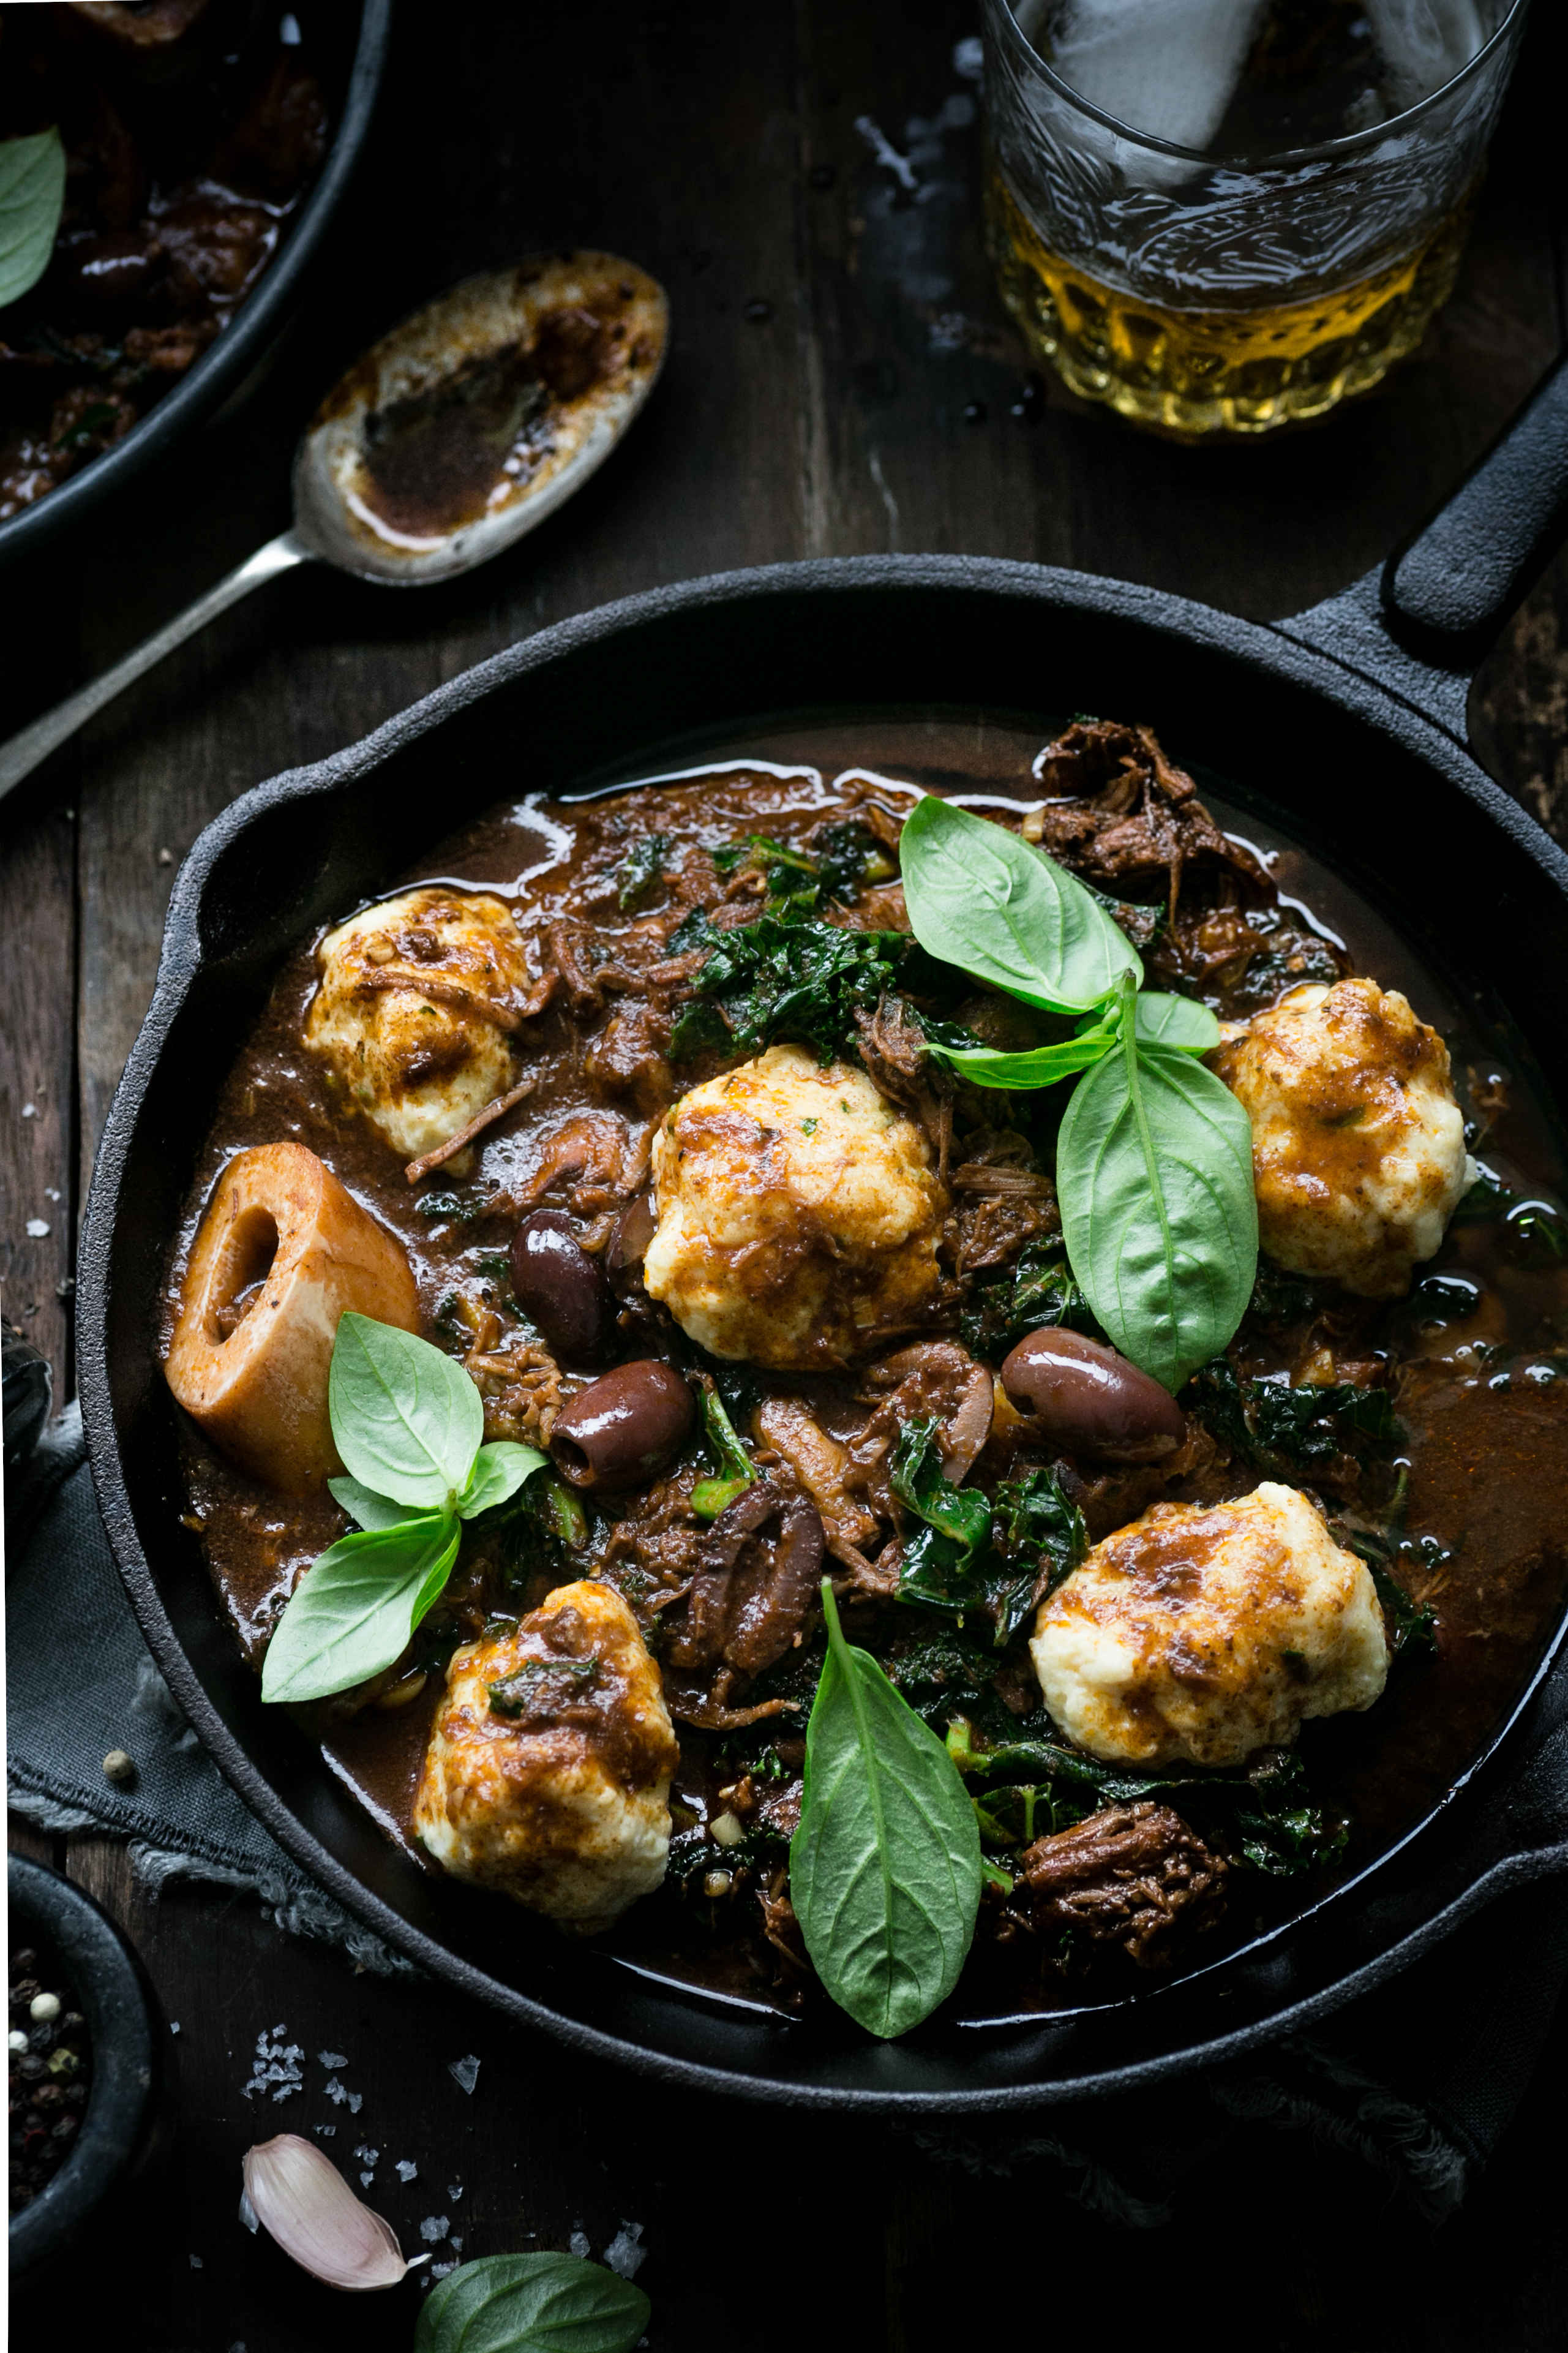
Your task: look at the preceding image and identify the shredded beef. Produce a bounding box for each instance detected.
[1019,1801,1228,1970]
[1027,721,1272,919]
[854,994,953,1181]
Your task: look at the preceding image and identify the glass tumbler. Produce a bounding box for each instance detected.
[980,0,1529,437]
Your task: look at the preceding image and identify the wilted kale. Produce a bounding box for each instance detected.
[487,1654,599,1717]
[669,908,913,1064]
[711,820,888,914]
[1336,1521,1441,1658]
[989,1467,1089,1636]
[961,1737,1346,1876]
[1086,879,1165,952]
[417,1188,490,1226]
[489,1468,590,1591]
[1245,1254,1326,1330]
[960,1237,1097,1362]
[617,832,670,911]
[690,1376,756,1522]
[1185,1355,1401,1471]
[886,1630,1030,1746]
[889,1417,992,1613]
[890,1420,1086,1643]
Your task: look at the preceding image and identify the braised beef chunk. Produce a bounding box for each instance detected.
[1028,720,1271,917]
[1019,1801,1229,1970]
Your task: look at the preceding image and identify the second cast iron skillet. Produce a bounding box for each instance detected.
[77,356,1568,2114]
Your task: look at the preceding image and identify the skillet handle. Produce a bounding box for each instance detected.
[1275,350,1568,746]
[1382,348,1568,668]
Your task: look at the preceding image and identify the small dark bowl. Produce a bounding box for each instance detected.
[7,1855,175,2292]
[0,0,393,578]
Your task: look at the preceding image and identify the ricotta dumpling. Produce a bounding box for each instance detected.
[415,1581,679,1930]
[642,1043,947,1370]
[1029,1482,1389,1769]
[1211,976,1472,1300]
[304,887,531,1164]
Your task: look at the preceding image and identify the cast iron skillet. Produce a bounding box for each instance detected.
[0,0,392,579]
[78,357,1568,2114]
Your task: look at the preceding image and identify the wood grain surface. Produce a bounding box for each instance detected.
[6,2,1568,2344]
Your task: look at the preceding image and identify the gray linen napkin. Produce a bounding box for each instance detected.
[7,1402,1567,2219]
[5,1401,413,1977]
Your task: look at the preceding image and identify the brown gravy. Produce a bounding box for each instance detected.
[164,715,1568,2019]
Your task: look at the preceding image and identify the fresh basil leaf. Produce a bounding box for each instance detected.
[459,1440,547,1521]
[326,1474,425,1532]
[1134,992,1221,1052]
[260,1512,459,1704]
[0,129,66,309]
[1057,1005,1257,1393]
[899,795,1141,1015]
[789,1581,981,2038]
[691,1377,756,1521]
[329,1312,484,1508]
[920,1010,1121,1091]
[413,2250,650,2353]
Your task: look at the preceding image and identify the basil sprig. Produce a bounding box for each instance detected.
[899,797,1252,1390]
[1058,973,1258,1393]
[899,792,1142,1012]
[415,2251,650,2353]
[261,1315,544,1705]
[789,1581,981,2038]
[0,129,66,309]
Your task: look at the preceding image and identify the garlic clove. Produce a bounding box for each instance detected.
[242,2133,412,2291]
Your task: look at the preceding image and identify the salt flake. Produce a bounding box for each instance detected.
[448,2055,481,2095]
[606,2223,647,2280]
[396,2159,418,2182]
[569,2229,591,2259]
[419,2215,450,2243]
[318,2050,349,2070]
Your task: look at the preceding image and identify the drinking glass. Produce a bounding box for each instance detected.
[980,0,1529,436]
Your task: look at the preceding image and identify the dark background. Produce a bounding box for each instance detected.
[6,2,1568,2344]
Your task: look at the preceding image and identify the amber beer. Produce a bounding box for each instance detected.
[979,0,1526,439]
[985,159,1476,438]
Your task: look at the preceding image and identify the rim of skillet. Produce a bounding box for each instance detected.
[77,552,1568,2114]
[0,0,394,578]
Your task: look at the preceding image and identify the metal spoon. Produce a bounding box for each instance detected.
[0,252,668,802]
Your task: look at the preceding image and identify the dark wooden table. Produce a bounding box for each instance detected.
[7,4,1568,2343]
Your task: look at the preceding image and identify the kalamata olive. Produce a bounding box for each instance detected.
[550,1360,696,1489]
[1000,1328,1187,1464]
[511,1210,614,1364]
[606,1191,657,1275]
